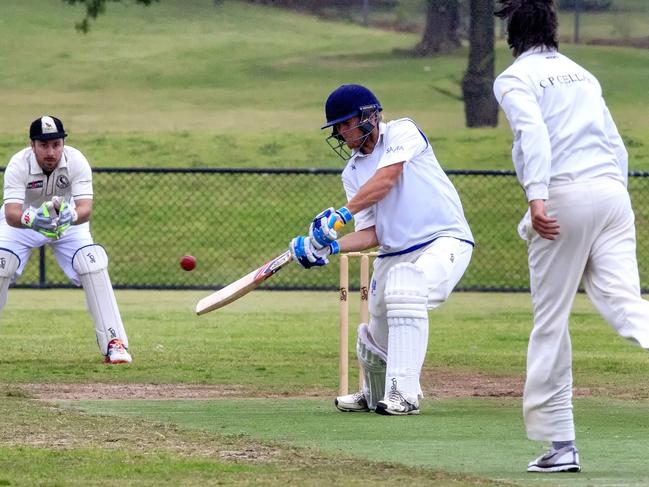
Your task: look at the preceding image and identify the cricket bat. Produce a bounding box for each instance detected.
[195,217,345,315]
[195,250,293,315]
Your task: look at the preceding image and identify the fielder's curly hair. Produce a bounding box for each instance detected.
[494,0,558,57]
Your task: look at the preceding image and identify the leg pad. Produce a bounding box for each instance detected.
[72,244,129,354]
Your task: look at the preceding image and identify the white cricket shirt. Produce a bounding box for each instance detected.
[2,145,93,217]
[342,119,474,255]
[493,47,627,201]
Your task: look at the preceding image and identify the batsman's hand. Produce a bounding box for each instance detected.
[289,235,340,269]
[21,202,59,239]
[309,206,352,249]
[55,200,78,238]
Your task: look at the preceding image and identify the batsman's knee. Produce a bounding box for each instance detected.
[385,263,428,322]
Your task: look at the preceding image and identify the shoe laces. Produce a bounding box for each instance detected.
[108,339,126,353]
[386,378,406,403]
[387,389,406,404]
[351,391,365,402]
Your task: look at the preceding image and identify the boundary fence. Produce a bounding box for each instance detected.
[3,168,649,292]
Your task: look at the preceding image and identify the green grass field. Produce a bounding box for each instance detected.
[1,290,648,486]
[2,3,649,484]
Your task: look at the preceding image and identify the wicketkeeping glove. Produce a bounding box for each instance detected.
[309,206,353,249]
[55,200,78,238]
[289,235,340,269]
[21,202,59,239]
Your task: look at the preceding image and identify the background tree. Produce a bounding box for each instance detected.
[63,0,158,32]
[461,0,498,127]
[413,0,462,56]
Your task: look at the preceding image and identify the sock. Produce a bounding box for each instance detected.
[552,440,575,450]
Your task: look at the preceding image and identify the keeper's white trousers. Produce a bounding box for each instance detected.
[0,219,93,285]
[521,178,649,442]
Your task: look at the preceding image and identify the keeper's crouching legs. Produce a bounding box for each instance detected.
[72,244,131,363]
[0,248,20,317]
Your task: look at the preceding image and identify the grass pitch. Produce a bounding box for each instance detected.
[1,290,648,486]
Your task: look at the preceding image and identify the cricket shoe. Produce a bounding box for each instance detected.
[335,391,370,412]
[375,389,420,416]
[104,339,132,364]
[527,446,581,473]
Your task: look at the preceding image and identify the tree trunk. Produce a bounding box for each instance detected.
[413,0,461,56]
[462,0,498,127]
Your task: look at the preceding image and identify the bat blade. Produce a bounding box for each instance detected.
[195,250,293,315]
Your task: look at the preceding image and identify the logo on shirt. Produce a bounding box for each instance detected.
[56,175,70,190]
[386,145,404,154]
[26,180,44,190]
[539,72,588,89]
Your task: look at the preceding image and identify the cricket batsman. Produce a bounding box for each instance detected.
[289,84,474,415]
[0,115,132,364]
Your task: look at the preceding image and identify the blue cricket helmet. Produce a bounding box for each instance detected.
[321,84,382,129]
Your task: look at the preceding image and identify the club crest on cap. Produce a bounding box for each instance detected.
[29,115,67,141]
[41,116,57,134]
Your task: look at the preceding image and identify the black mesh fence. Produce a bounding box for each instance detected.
[4,168,649,292]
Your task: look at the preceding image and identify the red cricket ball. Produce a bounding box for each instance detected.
[180,255,196,271]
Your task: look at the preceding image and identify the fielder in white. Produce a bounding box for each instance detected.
[493,0,649,473]
[0,115,132,364]
[289,84,474,415]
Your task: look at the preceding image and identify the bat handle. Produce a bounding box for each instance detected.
[51,196,63,212]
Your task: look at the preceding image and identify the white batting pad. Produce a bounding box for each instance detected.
[72,244,128,354]
[0,248,20,313]
[356,323,387,409]
[384,262,429,403]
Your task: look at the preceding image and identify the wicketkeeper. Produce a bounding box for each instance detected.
[289,85,474,415]
[0,115,132,364]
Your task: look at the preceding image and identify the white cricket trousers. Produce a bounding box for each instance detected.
[367,237,473,351]
[522,178,649,442]
[0,220,93,285]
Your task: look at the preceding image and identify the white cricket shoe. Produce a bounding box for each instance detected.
[527,446,581,473]
[335,391,370,412]
[375,388,420,415]
[105,339,132,364]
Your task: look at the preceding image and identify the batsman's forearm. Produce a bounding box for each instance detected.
[346,162,404,214]
[337,227,378,253]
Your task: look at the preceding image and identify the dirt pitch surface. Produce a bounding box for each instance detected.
[14,369,616,401]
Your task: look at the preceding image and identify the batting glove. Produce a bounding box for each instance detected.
[21,202,59,239]
[290,235,340,269]
[309,206,353,249]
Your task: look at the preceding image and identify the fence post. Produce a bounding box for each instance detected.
[38,246,46,288]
